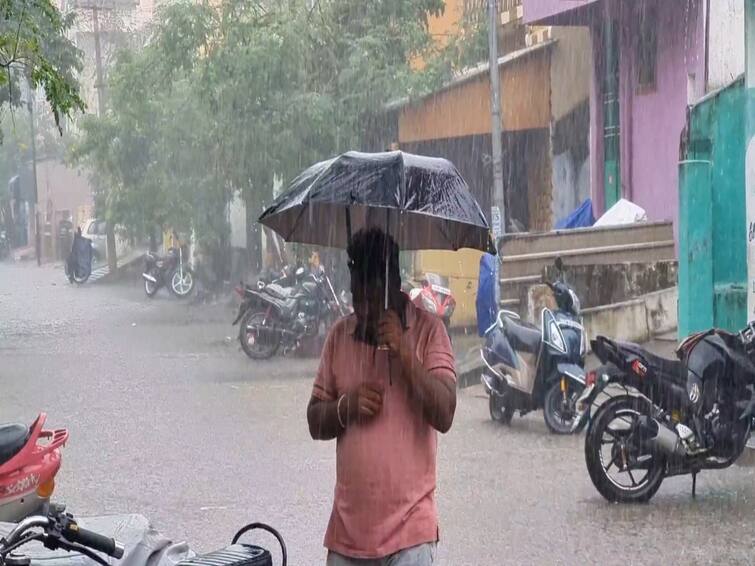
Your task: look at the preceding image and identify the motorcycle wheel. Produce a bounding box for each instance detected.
[144,270,159,298]
[543,378,585,434]
[585,395,665,503]
[170,267,195,298]
[64,259,74,283]
[239,310,280,360]
[489,393,515,424]
[71,263,91,284]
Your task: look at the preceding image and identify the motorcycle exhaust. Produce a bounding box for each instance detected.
[637,416,687,458]
[142,273,157,283]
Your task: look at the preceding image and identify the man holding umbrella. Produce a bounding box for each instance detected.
[259,150,494,564]
[307,226,456,565]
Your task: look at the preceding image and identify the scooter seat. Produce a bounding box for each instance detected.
[0,424,29,466]
[506,318,541,354]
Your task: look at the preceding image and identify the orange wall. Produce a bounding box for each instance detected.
[399,49,551,143]
[428,0,463,45]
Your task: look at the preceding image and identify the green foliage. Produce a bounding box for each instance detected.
[0,0,85,135]
[441,3,489,72]
[72,0,479,256]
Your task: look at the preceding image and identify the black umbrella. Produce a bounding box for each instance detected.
[259,150,496,308]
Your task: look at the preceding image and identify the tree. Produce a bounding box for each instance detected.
[72,0,463,281]
[0,0,85,136]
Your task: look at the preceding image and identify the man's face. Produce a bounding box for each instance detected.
[350,270,384,327]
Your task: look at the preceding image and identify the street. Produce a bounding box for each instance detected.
[3,263,755,565]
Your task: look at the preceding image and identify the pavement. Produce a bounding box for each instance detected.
[3,262,755,565]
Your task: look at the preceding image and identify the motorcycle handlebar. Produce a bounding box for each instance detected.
[63,523,125,559]
[3,516,51,546]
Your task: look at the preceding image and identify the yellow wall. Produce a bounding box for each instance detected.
[399,48,551,143]
[549,27,592,121]
[412,0,464,69]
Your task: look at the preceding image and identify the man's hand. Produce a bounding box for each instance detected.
[345,382,384,423]
[378,310,412,358]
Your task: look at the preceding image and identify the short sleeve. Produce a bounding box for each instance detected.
[422,316,457,382]
[312,324,338,401]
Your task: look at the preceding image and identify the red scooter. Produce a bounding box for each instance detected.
[408,273,456,334]
[0,413,68,522]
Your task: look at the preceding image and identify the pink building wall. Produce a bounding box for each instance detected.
[523,0,600,24]
[526,0,706,237]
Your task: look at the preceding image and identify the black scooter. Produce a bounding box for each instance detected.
[480,263,587,434]
[64,232,93,284]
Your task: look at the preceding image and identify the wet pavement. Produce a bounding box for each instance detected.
[3,262,755,565]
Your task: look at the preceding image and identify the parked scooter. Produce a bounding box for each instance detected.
[0,413,67,523]
[0,504,287,566]
[64,230,93,284]
[142,244,195,298]
[407,273,456,334]
[480,261,587,433]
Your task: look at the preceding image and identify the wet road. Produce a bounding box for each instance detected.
[3,263,755,565]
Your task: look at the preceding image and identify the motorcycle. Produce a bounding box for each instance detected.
[406,273,456,334]
[64,232,93,285]
[233,265,346,359]
[0,414,67,523]
[142,245,195,299]
[480,270,587,434]
[0,505,287,566]
[578,323,755,503]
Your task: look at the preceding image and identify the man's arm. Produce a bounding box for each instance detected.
[307,396,343,441]
[400,355,456,433]
[307,383,384,440]
[379,312,457,433]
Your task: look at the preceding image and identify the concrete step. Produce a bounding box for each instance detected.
[500,240,676,279]
[501,221,674,256]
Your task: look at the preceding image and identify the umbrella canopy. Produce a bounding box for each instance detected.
[258,151,495,254]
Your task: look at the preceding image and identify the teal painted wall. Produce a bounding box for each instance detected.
[678,160,713,336]
[679,78,747,337]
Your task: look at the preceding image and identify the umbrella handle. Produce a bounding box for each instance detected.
[384,208,390,311]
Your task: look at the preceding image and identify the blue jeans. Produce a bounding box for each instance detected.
[326,543,437,566]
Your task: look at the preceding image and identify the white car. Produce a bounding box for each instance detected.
[81,219,129,265]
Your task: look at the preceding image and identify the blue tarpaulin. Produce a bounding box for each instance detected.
[476,253,497,337]
[555,198,595,230]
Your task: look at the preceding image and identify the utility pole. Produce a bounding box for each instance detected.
[91,4,118,273]
[27,89,40,266]
[745,0,755,317]
[487,0,505,308]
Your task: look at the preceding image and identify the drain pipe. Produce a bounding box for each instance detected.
[603,4,621,209]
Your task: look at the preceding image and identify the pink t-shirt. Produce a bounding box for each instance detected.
[312,301,456,559]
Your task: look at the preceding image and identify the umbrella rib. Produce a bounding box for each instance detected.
[284,204,310,242]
